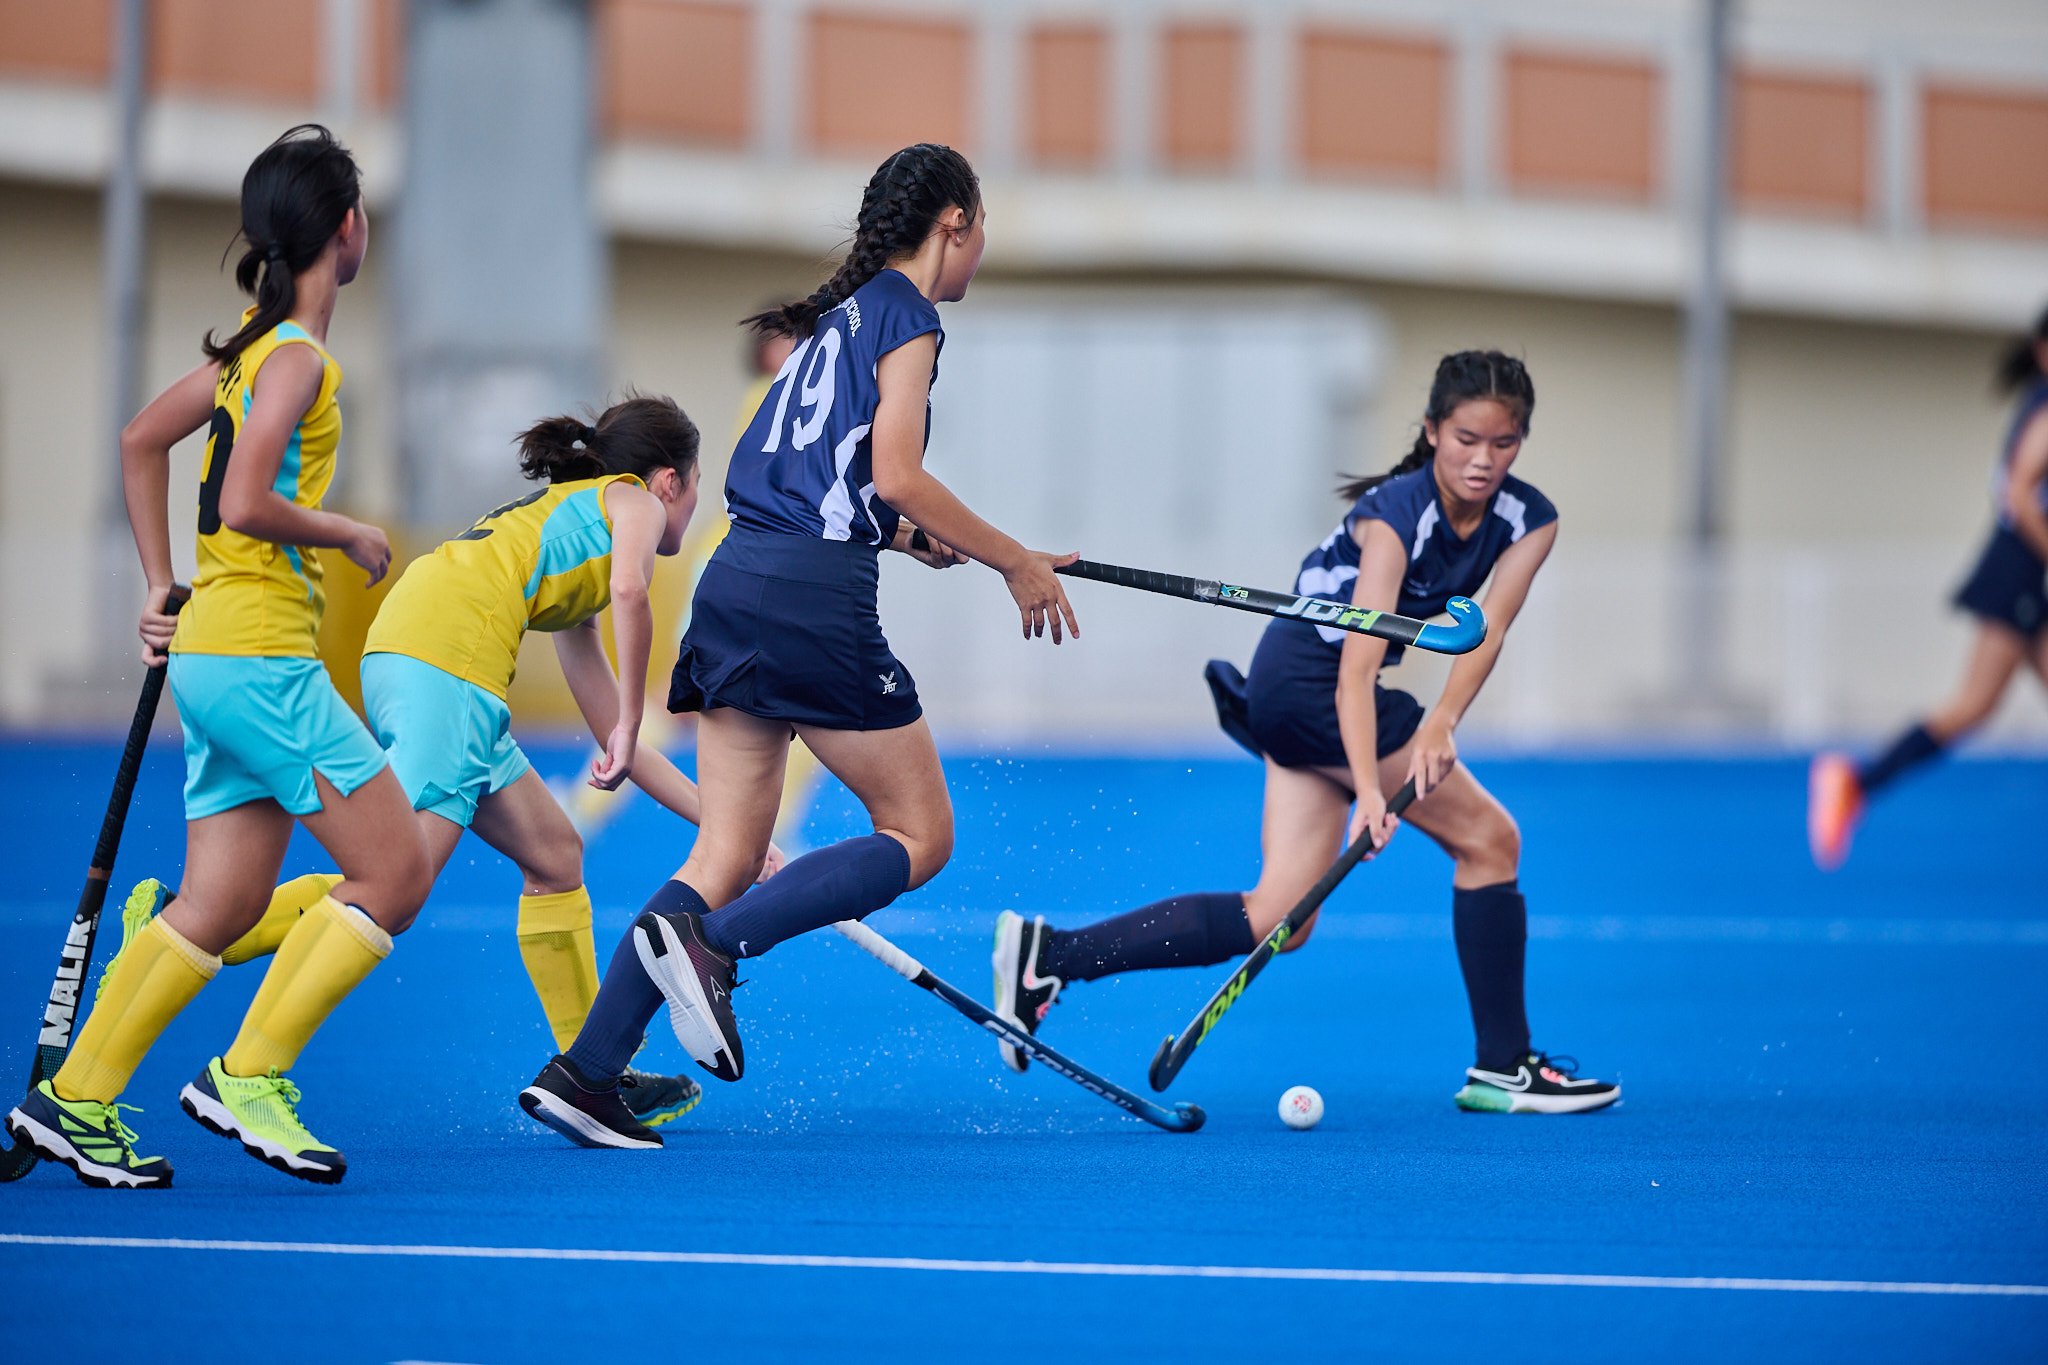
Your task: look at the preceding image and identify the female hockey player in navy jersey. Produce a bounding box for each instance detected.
[993,350,1618,1114]
[1808,304,2048,868]
[522,144,1084,1147]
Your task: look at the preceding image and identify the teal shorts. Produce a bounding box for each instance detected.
[168,654,390,821]
[360,652,532,829]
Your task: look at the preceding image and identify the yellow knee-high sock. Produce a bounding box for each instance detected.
[516,887,598,1052]
[222,896,392,1077]
[54,918,219,1102]
[223,872,343,966]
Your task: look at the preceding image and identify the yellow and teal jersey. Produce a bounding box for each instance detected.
[365,473,644,698]
[171,315,344,658]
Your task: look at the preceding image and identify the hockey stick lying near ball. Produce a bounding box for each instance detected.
[833,919,1205,1134]
[1,587,188,1182]
[1148,777,1421,1093]
[1055,558,1486,656]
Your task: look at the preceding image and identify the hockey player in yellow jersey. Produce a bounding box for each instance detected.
[5,125,432,1189]
[108,394,784,1140]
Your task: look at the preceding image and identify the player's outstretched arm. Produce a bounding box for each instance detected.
[120,361,215,662]
[2005,409,2048,564]
[1411,520,1558,794]
[218,344,390,585]
[869,336,1079,643]
[1336,519,1404,844]
[589,481,666,791]
[550,620,786,879]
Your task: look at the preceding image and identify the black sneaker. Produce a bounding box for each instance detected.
[632,910,744,1082]
[1455,1051,1620,1114]
[991,911,1063,1074]
[520,1055,663,1149]
[619,1067,702,1128]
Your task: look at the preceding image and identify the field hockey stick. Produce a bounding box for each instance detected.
[0,586,187,1182]
[1053,559,1486,656]
[833,919,1206,1134]
[1148,777,1420,1093]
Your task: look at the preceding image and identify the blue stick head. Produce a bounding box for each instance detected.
[1414,596,1487,656]
[1173,1103,1207,1132]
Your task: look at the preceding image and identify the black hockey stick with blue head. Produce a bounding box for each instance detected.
[834,920,1205,1133]
[1054,559,1486,655]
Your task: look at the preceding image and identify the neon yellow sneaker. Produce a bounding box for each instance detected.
[5,1080,172,1189]
[95,878,172,1004]
[179,1057,346,1184]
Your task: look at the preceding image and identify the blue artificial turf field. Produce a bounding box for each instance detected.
[1,737,2043,1363]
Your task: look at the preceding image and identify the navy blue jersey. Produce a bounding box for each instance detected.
[724,269,942,547]
[1291,465,1557,664]
[1993,377,2048,528]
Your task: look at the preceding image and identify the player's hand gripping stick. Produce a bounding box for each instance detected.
[1148,778,1421,1093]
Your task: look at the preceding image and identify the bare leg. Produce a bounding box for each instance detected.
[1925,623,2028,743]
[1241,760,1354,944]
[162,801,296,956]
[297,768,434,934]
[469,769,585,896]
[792,717,954,889]
[674,707,791,909]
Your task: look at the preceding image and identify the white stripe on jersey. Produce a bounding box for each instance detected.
[817,422,875,542]
[1494,491,1528,542]
[1410,502,1440,562]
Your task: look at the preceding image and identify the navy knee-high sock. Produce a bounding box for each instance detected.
[1038,892,1254,983]
[1453,880,1531,1073]
[565,880,710,1083]
[1857,722,1944,795]
[700,834,911,960]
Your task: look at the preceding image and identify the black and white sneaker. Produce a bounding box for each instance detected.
[991,911,1063,1074]
[1454,1051,1620,1114]
[520,1055,663,1149]
[619,1067,702,1128]
[633,909,745,1082]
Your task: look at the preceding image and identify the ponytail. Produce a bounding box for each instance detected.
[203,124,362,364]
[517,391,700,486]
[1338,350,1537,501]
[1995,302,2048,396]
[743,143,982,339]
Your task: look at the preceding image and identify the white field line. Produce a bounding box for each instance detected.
[1,1234,2043,1298]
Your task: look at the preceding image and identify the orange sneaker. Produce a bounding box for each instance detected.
[1807,753,1865,871]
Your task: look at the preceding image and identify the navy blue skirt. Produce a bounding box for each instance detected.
[1207,619,1423,770]
[1954,525,2047,638]
[669,528,923,731]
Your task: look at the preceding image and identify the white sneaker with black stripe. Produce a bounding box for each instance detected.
[991,911,1063,1074]
[1455,1051,1619,1114]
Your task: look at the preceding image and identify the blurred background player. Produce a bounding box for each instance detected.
[993,351,1618,1115]
[6,125,432,1187]
[521,143,1081,1149]
[106,394,768,1131]
[1808,304,2048,869]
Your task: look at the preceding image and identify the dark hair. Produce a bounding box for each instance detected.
[1338,350,1536,500]
[1995,303,2048,396]
[203,124,363,363]
[743,143,982,339]
[517,392,700,486]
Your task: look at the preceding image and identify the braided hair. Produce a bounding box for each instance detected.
[1338,350,1536,500]
[744,143,982,339]
[203,124,362,363]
